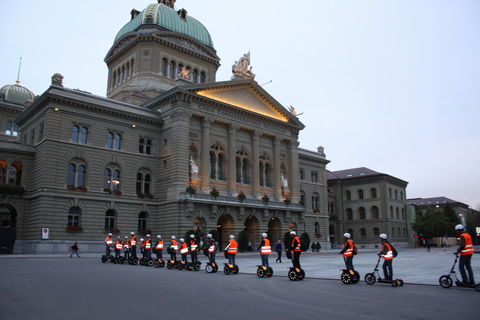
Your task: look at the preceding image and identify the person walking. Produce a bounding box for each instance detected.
[455,224,475,285]
[257,233,271,269]
[224,235,238,266]
[70,242,80,258]
[275,240,282,263]
[339,233,355,272]
[378,234,394,281]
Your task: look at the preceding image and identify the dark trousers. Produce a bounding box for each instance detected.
[155,250,163,260]
[292,251,301,269]
[131,246,137,258]
[344,256,354,271]
[382,259,393,280]
[228,253,236,265]
[261,254,269,268]
[170,251,177,262]
[459,254,475,284]
[190,251,197,264]
[209,252,216,264]
[276,251,282,262]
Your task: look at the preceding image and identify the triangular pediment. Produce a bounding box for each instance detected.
[193,81,293,123]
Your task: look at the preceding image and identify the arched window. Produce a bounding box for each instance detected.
[346,191,351,201]
[136,171,152,195]
[7,162,22,186]
[400,191,404,201]
[105,210,115,229]
[236,150,249,184]
[259,155,272,187]
[209,145,225,180]
[80,127,88,144]
[114,134,121,150]
[138,211,148,230]
[299,168,304,181]
[312,193,319,212]
[359,207,366,220]
[66,163,86,188]
[371,188,377,198]
[146,139,151,155]
[401,208,405,220]
[373,227,380,236]
[103,167,121,192]
[68,207,80,227]
[390,206,394,219]
[315,222,320,236]
[72,126,88,143]
[395,190,398,200]
[71,125,79,142]
[358,189,364,200]
[6,121,12,135]
[139,138,145,153]
[169,61,176,79]
[389,188,392,198]
[360,228,366,239]
[396,207,399,220]
[371,206,379,219]
[300,192,306,208]
[162,58,168,76]
[199,71,205,83]
[191,69,198,83]
[346,208,353,221]
[107,132,114,148]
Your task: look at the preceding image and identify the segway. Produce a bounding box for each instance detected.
[154,258,165,268]
[167,259,178,269]
[205,261,218,273]
[186,261,202,271]
[257,265,273,278]
[177,260,187,270]
[128,256,139,265]
[341,269,360,284]
[101,246,115,263]
[288,267,305,281]
[224,263,239,275]
[439,253,480,291]
[364,256,403,287]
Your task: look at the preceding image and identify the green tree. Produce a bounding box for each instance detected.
[238,230,248,252]
[411,205,426,236]
[443,202,461,236]
[423,207,449,237]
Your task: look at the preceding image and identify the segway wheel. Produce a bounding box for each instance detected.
[439,275,453,288]
[232,265,239,274]
[341,272,352,284]
[154,260,160,268]
[364,273,376,285]
[266,267,273,277]
[133,257,139,265]
[118,257,125,264]
[257,267,265,278]
[397,279,404,286]
[178,263,183,270]
[159,260,165,268]
[391,280,398,287]
[288,269,298,281]
[147,259,154,267]
[101,255,107,263]
[195,263,201,271]
[298,269,305,280]
[475,284,480,292]
[352,271,360,284]
[224,265,230,275]
[213,264,218,272]
[205,264,213,273]
[167,261,173,269]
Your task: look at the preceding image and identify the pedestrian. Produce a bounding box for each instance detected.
[339,233,355,272]
[155,235,164,260]
[248,241,252,252]
[287,231,301,270]
[275,240,282,263]
[70,242,80,258]
[378,234,394,281]
[454,224,475,285]
[224,235,238,266]
[426,239,430,252]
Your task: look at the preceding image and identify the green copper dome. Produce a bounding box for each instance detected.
[0,82,35,106]
[115,3,213,47]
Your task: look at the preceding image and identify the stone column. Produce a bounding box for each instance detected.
[273,136,283,200]
[287,138,300,202]
[252,130,262,197]
[201,117,213,191]
[228,124,239,195]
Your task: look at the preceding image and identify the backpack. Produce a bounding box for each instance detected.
[300,240,307,251]
[352,244,358,255]
[392,245,398,258]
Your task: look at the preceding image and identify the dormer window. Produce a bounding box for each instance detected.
[178,9,187,20]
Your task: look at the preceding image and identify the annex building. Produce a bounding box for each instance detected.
[0,0,331,254]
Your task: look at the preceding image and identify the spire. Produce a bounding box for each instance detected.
[16,57,22,84]
[158,0,176,9]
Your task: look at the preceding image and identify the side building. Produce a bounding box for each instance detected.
[327,167,409,249]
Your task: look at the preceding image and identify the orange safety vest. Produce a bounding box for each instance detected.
[291,236,301,252]
[123,240,130,248]
[180,242,189,254]
[115,240,122,250]
[261,239,271,255]
[460,233,474,255]
[227,240,238,254]
[156,240,164,250]
[343,240,354,257]
[208,240,216,253]
[145,238,152,250]
[190,239,198,251]
[131,236,137,246]
[382,243,393,260]
[171,239,178,251]
[105,236,113,245]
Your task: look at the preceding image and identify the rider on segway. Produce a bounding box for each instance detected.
[123,236,131,260]
[225,235,238,266]
[155,235,164,261]
[257,233,271,269]
[189,234,198,265]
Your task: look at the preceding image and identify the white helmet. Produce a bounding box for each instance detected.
[343,233,351,239]
[157,235,161,238]
[171,235,176,240]
[262,233,267,238]
[140,238,144,242]
[379,234,387,239]
[117,236,121,238]
[290,231,296,235]
[125,236,128,238]
[146,234,150,237]
[229,235,234,239]
[207,233,212,238]
[180,238,184,242]
[455,224,464,231]
[108,233,112,236]
[190,234,195,238]
[130,232,135,235]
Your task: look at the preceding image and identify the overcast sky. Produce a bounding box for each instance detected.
[1,0,479,208]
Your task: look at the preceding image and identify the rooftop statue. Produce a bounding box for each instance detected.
[177,66,192,81]
[231,52,255,80]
